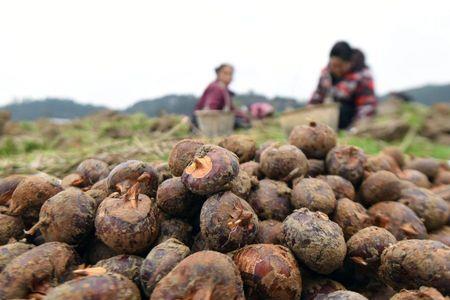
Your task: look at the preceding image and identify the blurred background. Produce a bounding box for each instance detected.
[0,0,449,175]
[1,0,449,110]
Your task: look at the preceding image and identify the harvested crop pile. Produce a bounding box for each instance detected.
[291,178,336,215]
[83,238,118,265]
[95,175,160,254]
[382,146,405,168]
[346,226,396,271]
[94,254,144,288]
[326,146,367,186]
[368,201,428,240]
[379,239,450,294]
[45,269,141,300]
[168,139,204,176]
[359,170,402,206]
[140,238,190,297]
[247,178,291,221]
[289,121,337,159]
[182,144,239,195]
[406,157,440,180]
[332,198,372,240]
[156,218,193,246]
[233,244,302,300]
[156,177,196,217]
[398,187,449,231]
[8,173,63,228]
[0,174,26,205]
[0,242,79,299]
[1,120,449,298]
[218,134,256,163]
[0,242,34,272]
[307,159,325,177]
[363,153,400,175]
[200,191,258,252]
[283,208,346,274]
[255,219,284,244]
[317,175,355,200]
[428,225,450,246]
[25,188,96,245]
[63,159,110,188]
[301,275,346,300]
[390,286,446,300]
[239,161,263,179]
[399,169,431,188]
[107,160,159,198]
[229,169,254,199]
[150,251,245,300]
[0,213,24,245]
[315,290,368,299]
[259,144,308,182]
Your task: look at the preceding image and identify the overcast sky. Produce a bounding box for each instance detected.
[0,1,449,109]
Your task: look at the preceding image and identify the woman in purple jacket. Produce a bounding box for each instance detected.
[194,64,249,128]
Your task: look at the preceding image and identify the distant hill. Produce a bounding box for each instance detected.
[381,83,450,105]
[125,94,198,116]
[2,98,106,121]
[126,92,302,117]
[1,83,448,120]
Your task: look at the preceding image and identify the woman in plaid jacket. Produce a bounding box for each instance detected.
[309,42,377,129]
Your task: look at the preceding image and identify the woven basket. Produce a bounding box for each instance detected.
[279,103,339,133]
[195,110,235,137]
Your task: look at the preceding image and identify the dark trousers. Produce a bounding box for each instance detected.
[338,102,357,129]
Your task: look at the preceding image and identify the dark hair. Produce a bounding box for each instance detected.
[215,63,233,75]
[351,48,366,72]
[329,41,353,62]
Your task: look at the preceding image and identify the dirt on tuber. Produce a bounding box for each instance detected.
[45,269,141,300]
[259,144,308,182]
[0,242,34,272]
[368,201,427,240]
[289,122,337,159]
[346,226,396,272]
[0,213,24,245]
[200,191,258,252]
[0,174,26,205]
[379,239,450,294]
[233,244,302,300]
[291,178,336,215]
[218,134,256,163]
[399,187,449,231]
[25,188,96,245]
[168,139,204,176]
[95,176,160,254]
[247,179,292,221]
[151,250,245,300]
[317,175,355,200]
[94,254,143,289]
[332,198,372,240]
[140,238,190,297]
[359,171,402,206]
[182,144,239,196]
[283,208,346,274]
[8,173,63,228]
[255,219,284,244]
[0,242,79,299]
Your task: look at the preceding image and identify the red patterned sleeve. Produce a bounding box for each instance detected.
[354,70,377,120]
[309,68,331,104]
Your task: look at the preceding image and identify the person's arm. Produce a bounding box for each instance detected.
[354,72,377,120]
[309,70,330,105]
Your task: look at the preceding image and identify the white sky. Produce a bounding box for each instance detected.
[0,0,449,109]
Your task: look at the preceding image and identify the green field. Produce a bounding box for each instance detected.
[1,106,449,178]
